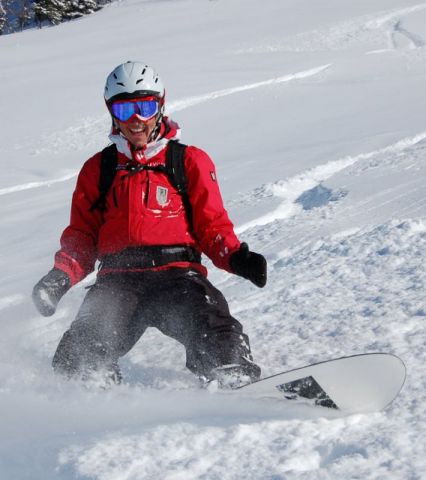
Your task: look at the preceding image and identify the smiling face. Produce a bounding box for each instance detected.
[116,115,157,148]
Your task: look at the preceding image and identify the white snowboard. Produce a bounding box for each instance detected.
[238,353,406,414]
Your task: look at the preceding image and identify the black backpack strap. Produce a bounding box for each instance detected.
[89,144,118,212]
[165,140,195,234]
[165,140,187,192]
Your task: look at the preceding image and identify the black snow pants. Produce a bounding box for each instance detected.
[52,268,260,382]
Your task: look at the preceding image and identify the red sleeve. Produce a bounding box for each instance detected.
[185,146,240,272]
[54,154,104,285]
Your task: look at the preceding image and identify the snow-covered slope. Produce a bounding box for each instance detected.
[1,0,426,478]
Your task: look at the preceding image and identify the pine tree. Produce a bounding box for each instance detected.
[16,0,32,31]
[0,1,6,35]
[0,0,14,34]
[34,0,65,27]
[63,0,100,21]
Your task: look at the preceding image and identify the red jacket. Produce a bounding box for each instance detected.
[54,118,241,285]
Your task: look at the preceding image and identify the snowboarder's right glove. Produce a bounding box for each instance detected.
[230,242,267,288]
[32,268,71,317]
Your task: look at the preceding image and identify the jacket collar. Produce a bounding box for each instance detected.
[108,117,181,163]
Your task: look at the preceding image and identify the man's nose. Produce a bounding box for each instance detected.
[130,114,146,124]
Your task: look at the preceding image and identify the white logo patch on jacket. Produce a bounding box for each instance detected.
[156,186,169,207]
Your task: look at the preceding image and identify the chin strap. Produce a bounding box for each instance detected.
[148,108,164,143]
[148,95,165,142]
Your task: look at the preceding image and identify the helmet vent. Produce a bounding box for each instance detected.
[113,73,118,79]
[116,82,125,86]
[136,78,144,84]
[142,68,146,75]
[154,77,158,83]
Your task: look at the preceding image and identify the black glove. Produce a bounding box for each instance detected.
[32,268,71,317]
[229,243,267,288]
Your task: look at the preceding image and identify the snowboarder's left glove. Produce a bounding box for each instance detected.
[32,268,71,317]
[230,243,267,288]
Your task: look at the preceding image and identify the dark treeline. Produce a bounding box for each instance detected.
[0,0,113,34]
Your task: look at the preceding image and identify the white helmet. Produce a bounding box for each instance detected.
[104,61,165,104]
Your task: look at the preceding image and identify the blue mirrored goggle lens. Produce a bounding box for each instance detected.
[138,100,159,119]
[111,100,159,122]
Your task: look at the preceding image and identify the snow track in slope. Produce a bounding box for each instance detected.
[236,131,426,234]
[0,64,331,197]
[233,3,426,54]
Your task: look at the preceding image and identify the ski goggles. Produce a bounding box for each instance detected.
[109,97,159,123]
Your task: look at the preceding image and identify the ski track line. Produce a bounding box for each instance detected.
[233,3,426,54]
[391,20,425,49]
[0,64,331,197]
[329,182,426,228]
[167,64,331,113]
[236,131,426,234]
[0,172,77,196]
[331,178,425,220]
[0,294,25,312]
[370,3,426,28]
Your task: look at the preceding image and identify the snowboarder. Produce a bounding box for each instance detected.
[32,61,267,387]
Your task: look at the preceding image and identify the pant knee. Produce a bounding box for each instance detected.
[52,326,116,378]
